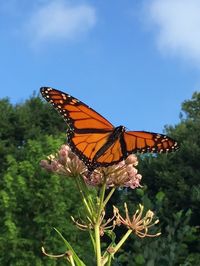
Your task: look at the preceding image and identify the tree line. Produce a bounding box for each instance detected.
[0,92,199,265]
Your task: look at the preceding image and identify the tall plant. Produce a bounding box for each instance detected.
[41,145,161,266]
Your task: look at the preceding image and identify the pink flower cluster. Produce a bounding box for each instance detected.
[84,155,142,189]
[40,145,86,177]
[40,145,142,189]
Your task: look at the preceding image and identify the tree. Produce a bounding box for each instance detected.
[118,92,200,265]
[0,95,92,265]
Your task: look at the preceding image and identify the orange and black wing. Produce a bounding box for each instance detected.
[92,131,178,168]
[93,136,124,166]
[40,87,179,171]
[40,87,115,169]
[122,131,178,154]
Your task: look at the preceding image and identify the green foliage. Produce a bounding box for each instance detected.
[0,91,200,265]
[0,95,65,174]
[116,92,200,265]
[0,95,92,265]
[0,135,93,265]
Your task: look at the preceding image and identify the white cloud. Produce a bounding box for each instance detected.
[26,0,96,45]
[145,0,200,65]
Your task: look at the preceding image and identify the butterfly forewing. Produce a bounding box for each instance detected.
[40,87,114,131]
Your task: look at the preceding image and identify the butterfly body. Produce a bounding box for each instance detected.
[40,87,179,171]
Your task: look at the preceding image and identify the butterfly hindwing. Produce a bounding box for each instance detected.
[67,130,115,169]
[95,137,124,164]
[123,131,178,154]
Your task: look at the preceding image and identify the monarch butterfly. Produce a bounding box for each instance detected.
[40,87,178,171]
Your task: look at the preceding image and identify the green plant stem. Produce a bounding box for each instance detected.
[78,175,95,214]
[67,255,76,266]
[96,179,106,221]
[102,187,115,209]
[75,174,116,266]
[103,229,132,264]
[94,223,102,266]
[74,176,93,221]
[113,229,132,254]
[105,255,112,266]
[95,177,110,265]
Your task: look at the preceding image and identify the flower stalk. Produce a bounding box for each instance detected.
[40,145,161,265]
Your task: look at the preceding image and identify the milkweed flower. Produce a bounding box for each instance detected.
[114,203,161,238]
[40,145,87,177]
[40,145,142,189]
[83,156,142,189]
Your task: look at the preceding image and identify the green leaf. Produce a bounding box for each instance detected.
[54,228,86,266]
[155,191,165,203]
[135,254,145,264]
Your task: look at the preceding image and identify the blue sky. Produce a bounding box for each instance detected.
[0,0,200,133]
